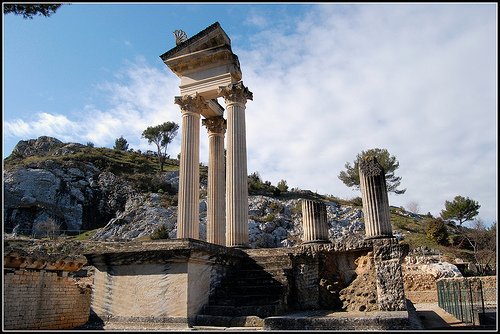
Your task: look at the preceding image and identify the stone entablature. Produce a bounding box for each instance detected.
[4,249,86,272]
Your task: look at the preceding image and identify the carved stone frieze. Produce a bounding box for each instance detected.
[168,49,238,75]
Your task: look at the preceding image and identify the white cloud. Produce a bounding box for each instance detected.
[4,112,78,142]
[236,4,497,222]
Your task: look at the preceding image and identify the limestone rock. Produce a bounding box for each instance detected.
[90,193,178,241]
[11,136,64,158]
[3,159,136,234]
[421,261,463,279]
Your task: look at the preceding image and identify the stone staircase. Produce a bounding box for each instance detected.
[195,248,293,328]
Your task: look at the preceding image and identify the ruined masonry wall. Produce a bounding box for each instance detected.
[3,269,91,330]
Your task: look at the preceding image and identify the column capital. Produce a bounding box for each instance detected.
[174,93,208,114]
[359,156,385,177]
[218,81,253,104]
[202,116,227,136]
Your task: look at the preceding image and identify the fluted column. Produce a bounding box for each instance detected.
[202,116,227,246]
[218,82,253,248]
[174,94,207,240]
[359,156,393,239]
[302,199,330,244]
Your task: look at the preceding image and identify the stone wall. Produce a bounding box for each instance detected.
[3,268,91,330]
[403,264,439,304]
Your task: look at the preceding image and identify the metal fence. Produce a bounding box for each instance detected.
[437,277,497,326]
[4,227,90,238]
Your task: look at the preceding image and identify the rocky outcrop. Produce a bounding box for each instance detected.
[247,196,365,248]
[4,159,134,234]
[10,136,86,158]
[4,136,366,248]
[87,193,366,248]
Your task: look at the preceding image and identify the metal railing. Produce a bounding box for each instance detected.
[437,277,496,326]
[4,227,91,238]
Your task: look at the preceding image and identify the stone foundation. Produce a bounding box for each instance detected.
[82,237,410,329]
[84,238,243,327]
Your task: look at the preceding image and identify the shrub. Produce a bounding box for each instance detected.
[349,196,363,207]
[291,201,302,214]
[33,217,60,240]
[425,218,449,246]
[264,214,276,222]
[150,225,169,240]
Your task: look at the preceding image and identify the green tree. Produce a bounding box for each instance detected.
[248,172,265,192]
[277,179,289,192]
[4,4,63,19]
[338,148,406,194]
[113,136,129,151]
[142,121,179,171]
[425,218,449,246]
[440,195,480,226]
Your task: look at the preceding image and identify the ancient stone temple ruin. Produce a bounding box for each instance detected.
[80,22,413,330]
[162,22,252,248]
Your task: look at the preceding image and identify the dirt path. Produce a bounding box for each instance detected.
[413,303,471,329]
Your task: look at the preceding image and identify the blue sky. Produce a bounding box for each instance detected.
[3,3,497,226]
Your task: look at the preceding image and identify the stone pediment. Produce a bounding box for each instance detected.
[160,22,231,62]
[160,22,242,101]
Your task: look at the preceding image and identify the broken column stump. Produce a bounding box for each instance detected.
[359,156,393,239]
[301,199,330,244]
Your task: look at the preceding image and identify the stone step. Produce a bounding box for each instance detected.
[194,315,264,328]
[227,267,290,279]
[213,283,284,296]
[222,271,284,283]
[223,274,289,287]
[242,258,292,270]
[201,304,283,318]
[209,293,282,306]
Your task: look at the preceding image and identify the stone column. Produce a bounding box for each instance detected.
[359,156,393,239]
[174,94,206,240]
[202,116,227,246]
[301,199,330,244]
[218,82,253,248]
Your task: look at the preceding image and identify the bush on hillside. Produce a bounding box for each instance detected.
[150,225,169,240]
[425,218,449,246]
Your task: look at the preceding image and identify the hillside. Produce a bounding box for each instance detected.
[3,136,480,263]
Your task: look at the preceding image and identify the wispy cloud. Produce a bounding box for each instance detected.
[4,113,78,142]
[236,4,497,221]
